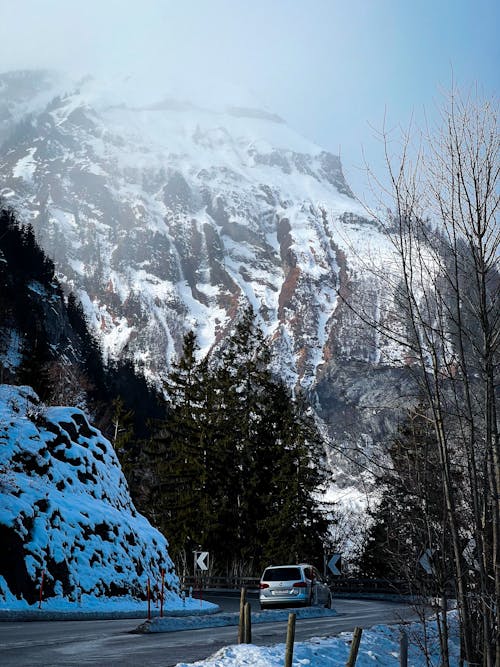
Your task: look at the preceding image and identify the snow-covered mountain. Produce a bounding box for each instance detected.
[0,384,179,608]
[0,70,411,469]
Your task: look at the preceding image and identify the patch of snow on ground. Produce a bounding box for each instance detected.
[101,316,134,357]
[12,147,37,181]
[174,612,461,667]
[0,591,216,616]
[138,606,337,634]
[324,485,374,564]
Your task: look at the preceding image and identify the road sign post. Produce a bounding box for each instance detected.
[194,551,209,572]
[193,550,209,609]
[327,553,342,576]
[418,548,434,575]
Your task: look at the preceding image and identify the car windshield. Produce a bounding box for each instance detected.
[263,567,301,581]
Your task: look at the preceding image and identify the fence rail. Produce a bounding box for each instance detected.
[331,578,412,595]
[182,576,260,590]
[180,576,412,594]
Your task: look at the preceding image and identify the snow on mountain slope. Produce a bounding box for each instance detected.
[0,70,410,475]
[0,384,180,608]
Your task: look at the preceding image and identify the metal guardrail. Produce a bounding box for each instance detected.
[330,578,411,595]
[181,576,260,590]
[180,576,411,594]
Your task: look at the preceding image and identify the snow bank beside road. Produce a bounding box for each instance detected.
[136,606,338,633]
[0,592,217,619]
[174,613,461,666]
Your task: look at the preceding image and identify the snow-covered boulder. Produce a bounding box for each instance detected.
[0,385,179,608]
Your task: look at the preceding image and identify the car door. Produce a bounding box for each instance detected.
[303,567,315,604]
[313,568,328,604]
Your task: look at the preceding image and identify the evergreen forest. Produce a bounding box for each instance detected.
[0,206,333,577]
[121,311,333,577]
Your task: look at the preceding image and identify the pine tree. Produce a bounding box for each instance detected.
[259,384,330,569]
[359,406,457,591]
[207,307,273,571]
[144,309,332,575]
[150,332,211,561]
[206,308,331,573]
[110,396,135,469]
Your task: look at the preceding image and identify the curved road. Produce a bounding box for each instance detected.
[0,594,418,666]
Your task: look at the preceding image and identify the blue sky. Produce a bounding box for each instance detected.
[1,0,498,198]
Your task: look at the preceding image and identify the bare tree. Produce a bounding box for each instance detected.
[43,360,94,409]
[343,89,498,665]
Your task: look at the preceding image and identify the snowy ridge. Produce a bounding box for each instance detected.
[0,385,181,609]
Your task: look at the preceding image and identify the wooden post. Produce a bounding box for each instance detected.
[346,627,362,667]
[147,577,151,620]
[400,629,408,667]
[160,569,165,618]
[284,612,296,667]
[38,570,45,610]
[238,587,247,643]
[244,602,252,644]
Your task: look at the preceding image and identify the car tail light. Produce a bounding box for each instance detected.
[259,583,269,589]
[293,581,307,588]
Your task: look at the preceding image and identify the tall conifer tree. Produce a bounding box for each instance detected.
[151,331,210,560]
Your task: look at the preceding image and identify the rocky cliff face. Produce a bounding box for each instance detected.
[0,70,409,472]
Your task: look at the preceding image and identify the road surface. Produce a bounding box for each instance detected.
[0,594,418,666]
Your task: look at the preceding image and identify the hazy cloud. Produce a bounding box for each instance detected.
[1,0,498,198]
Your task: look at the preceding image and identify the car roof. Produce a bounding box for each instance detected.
[265,564,310,568]
[262,564,311,571]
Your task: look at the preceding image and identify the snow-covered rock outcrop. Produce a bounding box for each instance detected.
[0,385,178,608]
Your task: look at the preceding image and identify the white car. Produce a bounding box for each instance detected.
[259,563,332,609]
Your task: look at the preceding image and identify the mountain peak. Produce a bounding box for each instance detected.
[0,68,402,471]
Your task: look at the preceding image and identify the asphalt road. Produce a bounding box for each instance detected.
[0,593,418,667]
